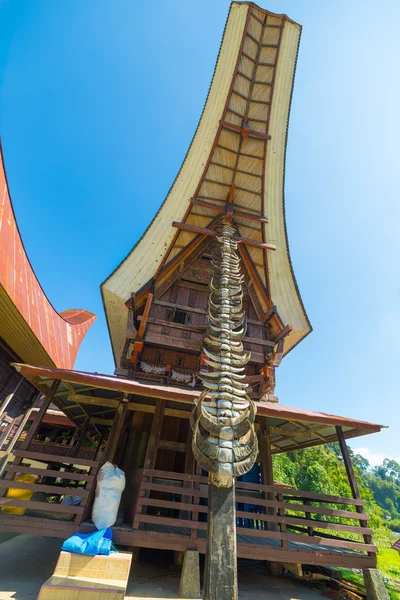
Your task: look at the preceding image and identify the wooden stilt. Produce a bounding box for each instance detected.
[102,402,128,465]
[0,407,34,476]
[0,417,17,449]
[71,417,90,457]
[258,417,283,575]
[0,378,23,417]
[143,399,165,469]
[0,380,60,494]
[258,417,277,529]
[130,399,166,565]
[203,480,238,600]
[21,380,60,450]
[336,426,372,545]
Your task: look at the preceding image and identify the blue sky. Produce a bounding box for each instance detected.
[0,0,399,464]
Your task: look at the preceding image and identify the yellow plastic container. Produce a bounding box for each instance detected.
[2,473,37,515]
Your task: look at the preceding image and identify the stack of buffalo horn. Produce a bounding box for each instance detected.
[191,218,258,488]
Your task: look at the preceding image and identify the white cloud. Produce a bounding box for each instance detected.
[353,447,400,467]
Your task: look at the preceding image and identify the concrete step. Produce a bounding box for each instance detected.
[54,550,132,581]
[37,574,125,599]
[37,551,132,599]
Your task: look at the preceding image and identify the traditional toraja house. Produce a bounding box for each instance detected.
[0,3,389,598]
[0,141,95,456]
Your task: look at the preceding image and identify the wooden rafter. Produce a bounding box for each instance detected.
[172,221,276,251]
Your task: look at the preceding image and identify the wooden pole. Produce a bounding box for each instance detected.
[258,417,277,530]
[0,378,23,417]
[335,426,372,545]
[3,407,33,455]
[143,399,165,469]
[258,417,283,574]
[204,480,238,600]
[0,382,60,493]
[102,402,128,465]
[0,418,17,449]
[21,380,60,450]
[71,417,90,458]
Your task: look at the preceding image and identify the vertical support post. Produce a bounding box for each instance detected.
[102,402,128,465]
[335,426,371,544]
[71,417,90,458]
[21,380,60,450]
[4,407,33,454]
[190,461,202,541]
[204,480,238,600]
[134,398,165,565]
[336,427,388,600]
[143,399,165,469]
[0,378,23,418]
[304,499,314,537]
[1,381,60,492]
[258,418,282,575]
[181,426,195,521]
[258,417,277,531]
[0,417,17,449]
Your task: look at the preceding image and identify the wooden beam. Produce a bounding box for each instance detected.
[67,394,121,408]
[137,293,153,339]
[336,426,372,546]
[89,417,114,426]
[204,482,238,599]
[0,379,23,417]
[219,119,271,141]
[102,402,128,465]
[264,304,277,323]
[172,221,276,251]
[269,425,326,440]
[71,416,90,458]
[21,380,61,450]
[158,440,187,453]
[144,400,165,470]
[272,324,292,343]
[127,403,191,420]
[190,197,268,223]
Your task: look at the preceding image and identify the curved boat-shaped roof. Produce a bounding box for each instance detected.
[102,2,311,364]
[0,142,95,368]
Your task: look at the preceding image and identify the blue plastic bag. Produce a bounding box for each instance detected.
[62,527,112,556]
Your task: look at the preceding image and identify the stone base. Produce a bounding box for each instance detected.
[179,550,201,598]
[363,568,389,600]
[37,550,132,600]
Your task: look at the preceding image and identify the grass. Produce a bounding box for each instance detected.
[378,548,400,600]
[339,548,400,600]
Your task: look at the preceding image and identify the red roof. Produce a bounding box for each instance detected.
[0,142,95,368]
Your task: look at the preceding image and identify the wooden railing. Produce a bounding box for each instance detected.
[13,440,98,460]
[131,469,377,558]
[0,449,100,525]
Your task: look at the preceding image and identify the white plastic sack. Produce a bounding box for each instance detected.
[91,462,125,530]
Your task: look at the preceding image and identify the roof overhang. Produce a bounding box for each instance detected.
[0,142,96,368]
[13,363,385,454]
[101,2,311,366]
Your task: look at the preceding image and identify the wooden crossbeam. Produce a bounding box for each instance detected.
[172,221,276,251]
[273,323,292,343]
[190,198,268,224]
[219,119,271,141]
[269,426,324,440]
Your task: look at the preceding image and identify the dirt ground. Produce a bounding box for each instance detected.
[0,534,327,600]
